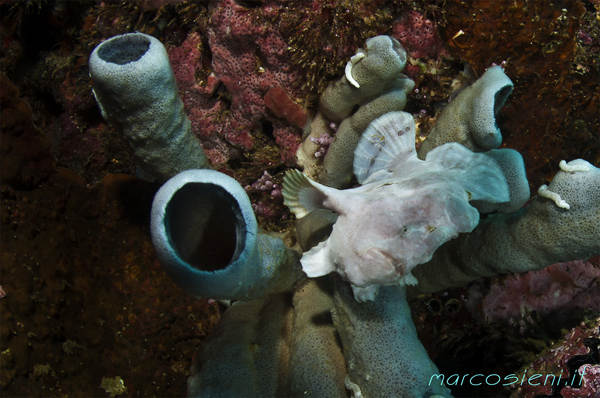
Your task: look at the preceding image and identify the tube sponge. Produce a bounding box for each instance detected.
[188,280,349,398]
[472,148,530,214]
[409,159,600,295]
[319,35,411,122]
[319,85,414,188]
[286,279,347,397]
[150,169,302,301]
[418,66,513,158]
[313,36,415,188]
[332,281,452,397]
[89,33,210,182]
[188,293,294,397]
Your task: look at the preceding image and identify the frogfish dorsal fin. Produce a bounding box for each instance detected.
[353,111,418,184]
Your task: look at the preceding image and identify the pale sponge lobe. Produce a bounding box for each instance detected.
[305,36,414,188]
[332,281,452,397]
[418,65,513,158]
[89,33,210,182]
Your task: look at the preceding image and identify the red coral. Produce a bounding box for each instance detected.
[264,86,308,128]
[392,10,448,59]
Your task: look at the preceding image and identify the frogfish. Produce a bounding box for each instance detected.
[283,111,510,302]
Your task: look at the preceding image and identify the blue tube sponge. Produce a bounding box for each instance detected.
[150,169,302,300]
[89,33,210,182]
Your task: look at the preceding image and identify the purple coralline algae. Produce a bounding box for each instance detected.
[509,317,600,398]
[467,260,600,326]
[169,0,306,166]
[392,10,449,60]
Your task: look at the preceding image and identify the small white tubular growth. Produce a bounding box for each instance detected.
[560,159,591,173]
[538,184,570,209]
[345,52,365,88]
[344,376,363,398]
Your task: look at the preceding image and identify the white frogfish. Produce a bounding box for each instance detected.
[283,111,510,302]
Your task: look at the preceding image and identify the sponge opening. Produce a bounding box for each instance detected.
[98,34,151,65]
[493,84,513,115]
[165,182,246,272]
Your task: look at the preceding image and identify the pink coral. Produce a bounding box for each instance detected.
[167,0,305,166]
[244,171,285,219]
[245,171,277,192]
[466,260,600,325]
[168,33,237,165]
[562,364,600,398]
[207,0,304,164]
[508,317,600,398]
[392,10,448,59]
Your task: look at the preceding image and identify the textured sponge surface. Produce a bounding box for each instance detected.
[89,33,210,181]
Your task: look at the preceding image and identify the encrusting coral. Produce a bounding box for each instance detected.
[88,24,598,397]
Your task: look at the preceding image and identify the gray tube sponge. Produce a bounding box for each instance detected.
[319,84,414,188]
[312,36,415,188]
[89,33,210,182]
[332,281,452,397]
[188,280,349,398]
[286,279,347,397]
[472,148,530,213]
[319,35,411,122]
[409,159,600,295]
[418,66,513,158]
[188,293,294,397]
[296,36,414,187]
[150,169,302,301]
